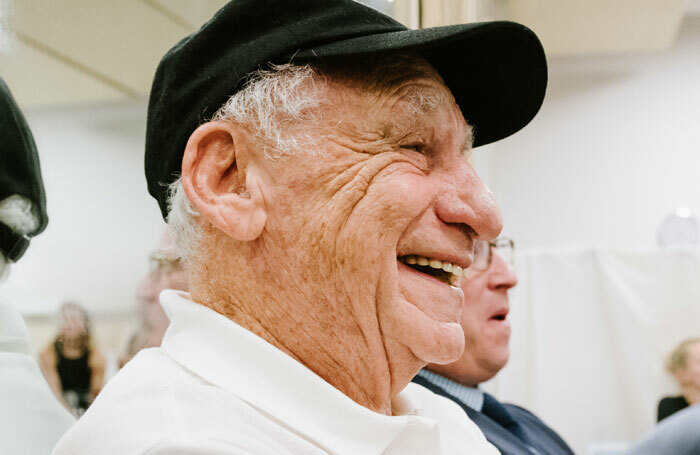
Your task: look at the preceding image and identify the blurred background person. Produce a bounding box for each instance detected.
[414,237,574,454]
[657,337,700,422]
[119,230,187,368]
[39,302,105,416]
[0,77,75,454]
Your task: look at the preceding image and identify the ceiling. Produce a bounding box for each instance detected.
[422,0,693,55]
[0,0,228,107]
[1,0,698,108]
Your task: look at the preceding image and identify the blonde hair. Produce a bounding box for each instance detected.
[666,338,700,374]
[55,302,94,355]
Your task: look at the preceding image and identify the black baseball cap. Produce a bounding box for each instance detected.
[0,78,48,262]
[146,0,547,219]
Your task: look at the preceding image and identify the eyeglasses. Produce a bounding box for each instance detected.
[471,237,514,272]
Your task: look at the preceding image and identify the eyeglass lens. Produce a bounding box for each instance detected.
[472,240,491,271]
[492,238,514,266]
[471,237,514,272]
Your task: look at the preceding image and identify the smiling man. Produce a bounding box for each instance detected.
[53,1,546,454]
[414,239,575,455]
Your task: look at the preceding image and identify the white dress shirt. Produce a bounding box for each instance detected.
[0,303,75,455]
[53,290,499,455]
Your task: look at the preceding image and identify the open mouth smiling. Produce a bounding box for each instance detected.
[397,255,465,287]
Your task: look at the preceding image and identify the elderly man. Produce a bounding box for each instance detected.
[0,78,75,454]
[54,1,546,454]
[414,238,574,454]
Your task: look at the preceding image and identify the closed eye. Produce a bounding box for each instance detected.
[400,144,423,152]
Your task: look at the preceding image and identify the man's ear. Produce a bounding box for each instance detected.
[181,121,267,241]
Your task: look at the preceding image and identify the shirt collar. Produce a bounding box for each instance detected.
[159,290,443,455]
[416,369,484,412]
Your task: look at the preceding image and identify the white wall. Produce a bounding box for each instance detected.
[0,100,165,316]
[474,15,700,250]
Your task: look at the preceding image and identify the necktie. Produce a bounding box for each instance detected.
[481,393,532,445]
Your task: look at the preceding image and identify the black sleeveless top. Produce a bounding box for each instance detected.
[54,340,91,411]
[657,395,689,422]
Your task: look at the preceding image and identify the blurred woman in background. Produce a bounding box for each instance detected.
[658,338,700,422]
[39,302,105,416]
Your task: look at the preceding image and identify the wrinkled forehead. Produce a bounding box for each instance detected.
[317,54,471,146]
[320,53,452,109]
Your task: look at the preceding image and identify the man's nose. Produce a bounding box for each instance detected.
[433,158,503,241]
[489,252,518,291]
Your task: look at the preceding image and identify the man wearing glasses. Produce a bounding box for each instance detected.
[414,238,575,455]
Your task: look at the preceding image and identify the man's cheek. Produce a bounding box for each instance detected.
[370,173,433,220]
[334,224,382,271]
[378,285,465,364]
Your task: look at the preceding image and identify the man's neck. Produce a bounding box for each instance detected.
[190,285,402,415]
[425,363,481,388]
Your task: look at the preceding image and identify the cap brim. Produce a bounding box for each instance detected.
[291,21,547,147]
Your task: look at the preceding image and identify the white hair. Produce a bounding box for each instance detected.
[212,64,324,157]
[0,194,39,235]
[167,64,325,261]
[0,0,15,53]
[167,179,201,262]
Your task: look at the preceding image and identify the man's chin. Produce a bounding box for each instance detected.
[380,299,466,365]
[409,321,465,365]
[375,269,466,375]
[391,268,466,364]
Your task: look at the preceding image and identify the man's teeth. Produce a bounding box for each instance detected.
[401,255,464,277]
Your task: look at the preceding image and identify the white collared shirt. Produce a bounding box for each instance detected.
[0,303,75,455]
[53,291,499,455]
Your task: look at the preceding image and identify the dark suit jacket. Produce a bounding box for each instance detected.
[413,375,575,455]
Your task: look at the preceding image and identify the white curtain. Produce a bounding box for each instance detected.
[483,247,700,455]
